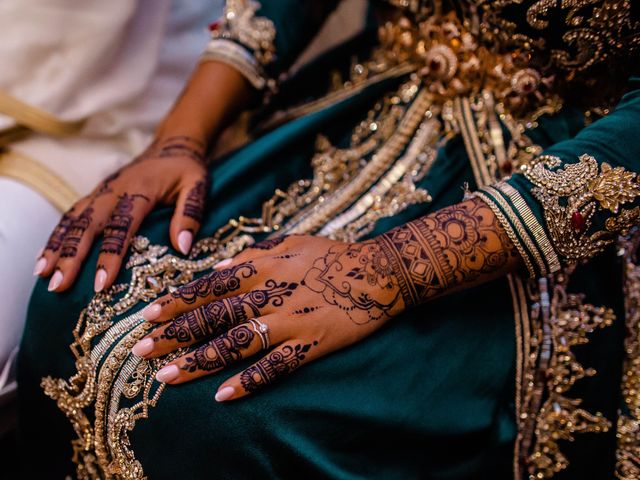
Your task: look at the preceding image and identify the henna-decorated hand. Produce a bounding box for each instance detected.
[132,198,520,402]
[34,136,210,293]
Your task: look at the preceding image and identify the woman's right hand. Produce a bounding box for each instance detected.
[34,135,210,293]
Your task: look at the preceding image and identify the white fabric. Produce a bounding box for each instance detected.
[0,178,59,401]
[0,0,222,404]
[1,0,216,195]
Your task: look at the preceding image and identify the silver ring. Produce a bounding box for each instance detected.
[249,319,270,349]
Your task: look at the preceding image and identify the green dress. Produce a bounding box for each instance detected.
[17,1,640,479]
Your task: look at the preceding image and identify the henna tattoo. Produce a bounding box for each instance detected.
[274,253,301,260]
[160,280,297,343]
[157,136,206,163]
[182,325,255,373]
[302,242,402,324]
[95,172,120,197]
[240,341,318,393]
[171,262,257,304]
[45,210,75,252]
[292,306,323,315]
[376,197,515,307]
[60,207,94,258]
[183,176,209,222]
[100,194,149,255]
[250,236,288,250]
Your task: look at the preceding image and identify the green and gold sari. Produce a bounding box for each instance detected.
[18,1,640,478]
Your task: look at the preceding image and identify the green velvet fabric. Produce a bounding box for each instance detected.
[16,30,635,480]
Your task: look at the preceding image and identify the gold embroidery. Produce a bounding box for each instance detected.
[206,0,277,92]
[517,275,614,479]
[524,154,640,264]
[616,233,640,479]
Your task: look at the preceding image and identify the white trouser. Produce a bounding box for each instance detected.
[0,178,58,403]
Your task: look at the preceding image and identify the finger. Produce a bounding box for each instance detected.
[170,175,209,256]
[94,193,152,292]
[141,258,264,322]
[212,234,292,271]
[134,279,299,357]
[35,209,76,278]
[214,339,320,402]
[154,316,284,385]
[48,197,115,292]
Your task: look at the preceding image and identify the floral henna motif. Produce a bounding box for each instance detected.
[45,210,75,253]
[60,207,94,258]
[183,176,209,222]
[171,262,257,304]
[302,242,402,324]
[181,325,255,373]
[101,194,149,255]
[240,342,318,393]
[161,280,297,343]
[377,198,514,307]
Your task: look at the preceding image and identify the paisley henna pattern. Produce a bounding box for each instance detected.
[160,280,297,343]
[181,325,255,373]
[376,197,515,307]
[240,341,318,393]
[171,262,257,304]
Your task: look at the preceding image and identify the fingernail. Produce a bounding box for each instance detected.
[48,270,63,291]
[214,258,232,269]
[132,338,154,357]
[156,365,179,383]
[94,268,107,292]
[215,386,235,402]
[177,230,193,255]
[33,257,47,276]
[142,303,162,321]
[35,247,44,260]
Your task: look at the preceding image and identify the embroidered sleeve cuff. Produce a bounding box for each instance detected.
[201,39,274,92]
[475,181,561,278]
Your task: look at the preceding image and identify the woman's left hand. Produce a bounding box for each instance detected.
[133,234,407,402]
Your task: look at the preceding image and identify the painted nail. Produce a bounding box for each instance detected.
[177,230,193,255]
[156,365,179,383]
[215,386,235,402]
[33,257,47,276]
[132,338,155,357]
[94,268,108,292]
[214,258,232,269]
[48,270,63,291]
[142,303,162,321]
[35,247,44,260]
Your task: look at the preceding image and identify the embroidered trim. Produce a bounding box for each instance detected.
[616,233,640,479]
[523,154,640,265]
[206,0,277,92]
[201,39,267,90]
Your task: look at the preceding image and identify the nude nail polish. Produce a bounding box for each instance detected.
[132,338,154,357]
[33,257,47,276]
[142,304,162,321]
[48,270,63,291]
[214,258,232,269]
[215,386,235,402]
[177,230,193,255]
[156,365,179,383]
[94,268,107,293]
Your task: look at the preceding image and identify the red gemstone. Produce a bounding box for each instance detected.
[571,211,585,231]
[208,20,221,31]
[501,160,513,174]
[429,58,442,71]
